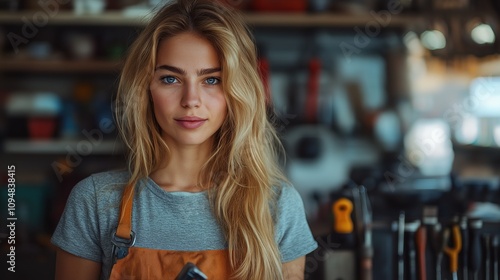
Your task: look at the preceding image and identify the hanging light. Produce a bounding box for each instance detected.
[421,30,447,50]
[420,20,448,51]
[471,23,495,44]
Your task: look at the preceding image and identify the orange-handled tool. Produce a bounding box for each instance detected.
[443,225,462,280]
[332,198,354,234]
[416,226,427,280]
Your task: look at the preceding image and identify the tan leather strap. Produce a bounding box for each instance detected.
[116,182,135,239]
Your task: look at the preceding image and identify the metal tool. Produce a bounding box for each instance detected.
[460,217,469,280]
[468,219,483,280]
[397,211,405,280]
[483,234,491,280]
[423,206,442,280]
[405,220,420,280]
[443,224,462,280]
[492,235,499,280]
[359,185,373,280]
[431,223,444,280]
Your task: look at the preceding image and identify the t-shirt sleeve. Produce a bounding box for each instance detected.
[276,184,318,262]
[51,175,102,263]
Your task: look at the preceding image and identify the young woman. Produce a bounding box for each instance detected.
[51,0,317,279]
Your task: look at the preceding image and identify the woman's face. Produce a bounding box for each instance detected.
[150,32,227,149]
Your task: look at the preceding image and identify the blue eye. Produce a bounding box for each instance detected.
[161,76,178,84]
[206,77,220,85]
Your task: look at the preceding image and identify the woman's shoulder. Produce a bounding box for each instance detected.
[71,169,130,197]
[273,181,301,201]
[88,169,130,187]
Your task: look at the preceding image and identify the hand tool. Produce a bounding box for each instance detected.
[431,223,444,280]
[397,211,405,280]
[482,234,491,280]
[359,185,373,280]
[321,197,356,280]
[459,217,469,280]
[416,223,427,280]
[468,219,483,280]
[405,220,420,280]
[492,235,499,280]
[443,223,462,280]
[423,206,442,280]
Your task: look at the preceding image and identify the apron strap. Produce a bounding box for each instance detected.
[116,182,135,239]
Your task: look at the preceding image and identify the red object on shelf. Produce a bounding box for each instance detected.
[28,117,57,139]
[250,0,307,12]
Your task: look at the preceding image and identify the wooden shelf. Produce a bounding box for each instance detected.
[0,11,149,26]
[0,59,122,72]
[3,139,123,154]
[0,11,425,28]
[244,12,424,28]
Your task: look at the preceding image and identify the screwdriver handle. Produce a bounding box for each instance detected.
[416,226,427,280]
[332,198,353,234]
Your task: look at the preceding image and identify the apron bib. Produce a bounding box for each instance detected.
[108,182,232,279]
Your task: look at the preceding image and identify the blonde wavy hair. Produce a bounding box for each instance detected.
[115,0,288,279]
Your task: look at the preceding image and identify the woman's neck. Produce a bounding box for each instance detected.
[150,142,212,192]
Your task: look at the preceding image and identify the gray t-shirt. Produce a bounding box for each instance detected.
[51,170,318,278]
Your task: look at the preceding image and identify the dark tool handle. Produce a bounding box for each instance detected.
[492,235,499,280]
[460,218,469,280]
[468,219,482,276]
[416,226,427,280]
[482,235,491,280]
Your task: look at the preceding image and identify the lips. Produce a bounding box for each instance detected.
[175,116,207,129]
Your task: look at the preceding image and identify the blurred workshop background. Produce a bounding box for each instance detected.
[1,0,500,279]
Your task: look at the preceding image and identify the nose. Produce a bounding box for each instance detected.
[180,83,201,108]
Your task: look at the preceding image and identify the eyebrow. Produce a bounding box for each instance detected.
[155,65,221,76]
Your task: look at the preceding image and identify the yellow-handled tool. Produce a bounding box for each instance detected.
[332,198,354,234]
[443,224,462,280]
[321,197,355,280]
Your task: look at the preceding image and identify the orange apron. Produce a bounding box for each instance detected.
[108,183,232,279]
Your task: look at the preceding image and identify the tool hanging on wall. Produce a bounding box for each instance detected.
[431,223,445,280]
[482,234,491,280]
[422,206,441,280]
[468,219,483,280]
[443,222,462,280]
[416,221,427,280]
[351,183,373,280]
[492,235,499,280]
[405,220,420,280]
[359,185,373,280]
[460,217,469,280]
[397,211,405,280]
[320,197,357,280]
